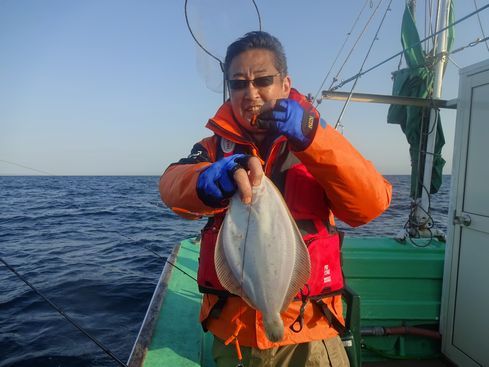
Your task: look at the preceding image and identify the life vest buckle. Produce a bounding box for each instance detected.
[289,285,310,333]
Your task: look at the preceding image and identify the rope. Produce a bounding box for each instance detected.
[329,2,489,91]
[312,0,371,105]
[427,0,435,52]
[0,257,128,367]
[402,103,439,247]
[334,0,393,130]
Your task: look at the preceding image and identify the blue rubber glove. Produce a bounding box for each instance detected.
[257,99,318,150]
[197,154,250,208]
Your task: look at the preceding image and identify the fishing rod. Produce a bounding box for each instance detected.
[0,257,129,367]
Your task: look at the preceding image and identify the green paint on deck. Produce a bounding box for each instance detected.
[142,239,211,367]
[342,237,445,361]
[342,237,445,322]
[141,236,445,365]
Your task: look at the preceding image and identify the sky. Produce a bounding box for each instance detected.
[1,0,489,176]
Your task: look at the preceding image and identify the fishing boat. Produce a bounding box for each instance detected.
[128,1,489,366]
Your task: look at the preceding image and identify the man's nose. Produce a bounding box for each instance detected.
[243,82,260,98]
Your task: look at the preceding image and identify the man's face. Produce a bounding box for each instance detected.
[227,49,291,136]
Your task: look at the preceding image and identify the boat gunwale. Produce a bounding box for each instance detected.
[127,243,181,367]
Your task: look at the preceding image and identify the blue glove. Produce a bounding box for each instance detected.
[197,154,250,208]
[257,99,318,150]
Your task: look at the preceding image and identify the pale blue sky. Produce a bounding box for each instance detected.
[1,0,488,175]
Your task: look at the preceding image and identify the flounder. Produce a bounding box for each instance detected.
[214,176,311,342]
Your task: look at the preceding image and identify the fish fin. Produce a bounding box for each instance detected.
[280,223,311,313]
[214,224,243,296]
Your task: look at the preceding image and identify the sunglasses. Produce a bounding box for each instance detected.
[227,73,281,91]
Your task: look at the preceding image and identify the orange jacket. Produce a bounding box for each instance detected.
[160,89,392,349]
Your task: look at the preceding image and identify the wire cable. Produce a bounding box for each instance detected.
[334,0,392,129]
[330,2,489,91]
[312,0,371,105]
[473,0,489,53]
[328,0,383,91]
[0,257,128,367]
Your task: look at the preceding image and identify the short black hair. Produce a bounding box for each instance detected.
[224,31,288,79]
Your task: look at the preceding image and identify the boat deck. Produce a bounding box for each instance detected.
[128,238,453,367]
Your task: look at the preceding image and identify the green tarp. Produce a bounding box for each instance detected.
[387,2,454,198]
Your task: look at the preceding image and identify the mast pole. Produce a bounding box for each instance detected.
[415,0,450,231]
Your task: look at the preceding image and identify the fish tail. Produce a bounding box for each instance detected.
[263,313,284,342]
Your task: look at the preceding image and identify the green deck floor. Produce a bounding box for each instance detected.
[138,237,445,367]
[142,239,214,367]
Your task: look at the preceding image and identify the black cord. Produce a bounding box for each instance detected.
[251,0,262,31]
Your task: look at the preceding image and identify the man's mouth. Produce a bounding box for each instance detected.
[244,105,263,123]
[245,105,262,115]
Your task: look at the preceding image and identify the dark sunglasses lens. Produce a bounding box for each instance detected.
[228,75,277,90]
[228,80,248,90]
[253,76,275,87]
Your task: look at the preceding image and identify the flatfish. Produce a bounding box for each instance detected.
[214,176,311,342]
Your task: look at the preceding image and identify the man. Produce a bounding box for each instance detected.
[160,31,392,367]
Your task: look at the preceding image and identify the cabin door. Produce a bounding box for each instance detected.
[442,60,489,367]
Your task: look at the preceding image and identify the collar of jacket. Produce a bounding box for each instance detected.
[205,88,316,146]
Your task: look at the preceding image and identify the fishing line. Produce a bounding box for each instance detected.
[145,246,198,282]
[0,158,56,176]
[330,2,489,91]
[118,233,198,282]
[0,257,128,367]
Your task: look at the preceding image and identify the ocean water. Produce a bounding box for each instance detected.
[0,175,450,367]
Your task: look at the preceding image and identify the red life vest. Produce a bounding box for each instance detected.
[197,160,344,300]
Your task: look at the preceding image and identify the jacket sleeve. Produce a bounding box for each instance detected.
[159,136,226,219]
[294,123,392,227]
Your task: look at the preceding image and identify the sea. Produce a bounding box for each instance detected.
[0,175,451,367]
